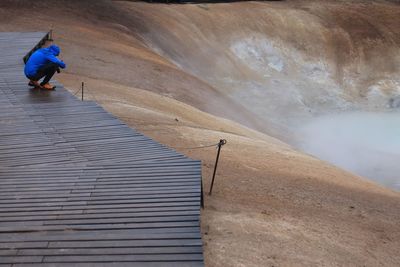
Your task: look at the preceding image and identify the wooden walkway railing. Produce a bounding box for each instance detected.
[0,32,203,266]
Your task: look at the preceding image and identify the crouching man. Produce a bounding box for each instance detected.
[24,44,66,90]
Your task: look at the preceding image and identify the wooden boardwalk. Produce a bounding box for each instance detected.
[0,32,203,266]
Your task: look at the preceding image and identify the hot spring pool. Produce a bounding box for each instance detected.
[296,112,400,191]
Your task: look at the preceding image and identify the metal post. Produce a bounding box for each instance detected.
[209,139,227,195]
[200,177,204,208]
[81,82,84,101]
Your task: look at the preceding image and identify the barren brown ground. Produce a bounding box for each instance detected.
[1,1,399,266]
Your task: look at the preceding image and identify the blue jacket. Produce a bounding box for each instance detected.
[24,45,66,78]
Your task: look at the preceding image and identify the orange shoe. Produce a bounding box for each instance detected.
[41,83,56,90]
[29,80,41,88]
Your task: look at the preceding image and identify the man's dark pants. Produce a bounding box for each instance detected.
[28,62,59,86]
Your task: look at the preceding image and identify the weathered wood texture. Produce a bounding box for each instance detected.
[0,32,203,266]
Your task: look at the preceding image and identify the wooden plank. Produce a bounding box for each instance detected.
[17,246,203,256]
[0,208,199,220]
[43,254,203,263]
[13,263,203,267]
[0,256,43,264]
[0,210,200,223]
[0,228,201,244]
[48,239,202,249]
[0,242,48,249]
[0,231,201,242]
[0,221,200,233]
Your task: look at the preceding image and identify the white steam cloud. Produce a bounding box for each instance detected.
[297,112,400,191]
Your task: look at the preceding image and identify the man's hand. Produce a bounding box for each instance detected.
[57,60,63,73]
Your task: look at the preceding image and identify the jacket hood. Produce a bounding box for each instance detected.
[46,45,60,56]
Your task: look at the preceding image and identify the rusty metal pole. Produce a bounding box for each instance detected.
[209,139,227,195]
[201,178,204,208]
[81,82,84,101]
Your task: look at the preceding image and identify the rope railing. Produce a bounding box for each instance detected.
[69,81,227,208]
[173,143,221,150]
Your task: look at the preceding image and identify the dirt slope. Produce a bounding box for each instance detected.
[0,1,399,266]
[112,0,400,139]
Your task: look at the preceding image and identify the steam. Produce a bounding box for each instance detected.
[296,112,400,190]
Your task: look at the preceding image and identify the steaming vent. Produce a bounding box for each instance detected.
[388,96,400,109]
